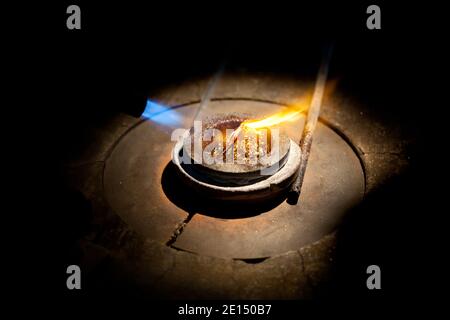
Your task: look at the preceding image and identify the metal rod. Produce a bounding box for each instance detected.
[287,44,333,205]
[192,62,226,123]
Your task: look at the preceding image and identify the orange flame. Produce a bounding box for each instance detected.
[241,79,338,130]
[242,100,309,130]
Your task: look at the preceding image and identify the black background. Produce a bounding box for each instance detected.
[8,0,446,316]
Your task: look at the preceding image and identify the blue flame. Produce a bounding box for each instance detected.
[141,99,182,127]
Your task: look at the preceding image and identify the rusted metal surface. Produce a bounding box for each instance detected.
[104,99,365,259]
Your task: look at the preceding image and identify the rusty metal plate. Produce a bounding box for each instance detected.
[104,99,365,258]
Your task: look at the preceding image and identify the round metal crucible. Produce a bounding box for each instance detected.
[173,113,301,202]
[181,114,291,186]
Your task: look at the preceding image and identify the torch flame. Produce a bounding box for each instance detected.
[242,101,309,130]
[221,86,335,155]
[243,109,302,129]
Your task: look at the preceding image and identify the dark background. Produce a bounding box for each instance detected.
[10,0,445,315]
